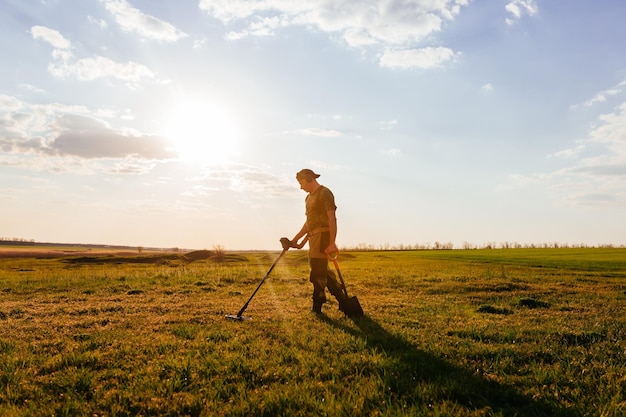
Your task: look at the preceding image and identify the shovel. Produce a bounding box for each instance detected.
[327,253,364,317]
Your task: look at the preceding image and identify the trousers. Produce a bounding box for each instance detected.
[308,232,344,306]
[309,258,345,305]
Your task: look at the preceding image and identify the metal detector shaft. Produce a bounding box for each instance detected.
[234,248,288,317]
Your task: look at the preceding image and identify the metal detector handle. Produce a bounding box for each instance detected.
[280,237,292,251]
[327,252,350,298]
[235,247,288,317]
[282,236,308,250]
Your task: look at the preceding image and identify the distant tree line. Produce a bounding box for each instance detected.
[0,237,36,245]
[2,237,623,251]
[341,241,625,251]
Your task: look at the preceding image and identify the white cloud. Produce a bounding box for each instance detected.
[199,0,468,68]
[31,25,155,86]
[47,114,175,159]
[0,95,24,112]
[343,28,378,48]
[379,47,457,69]
[99,0,188,42]
[482,83,494,92]
[505,0,538,25]
[0,95,175,165]
[30,26,72,50]
[49,55,154,83]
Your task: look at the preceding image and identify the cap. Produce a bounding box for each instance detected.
[296,168,320,181]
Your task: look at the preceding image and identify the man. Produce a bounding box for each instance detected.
[289,169,346,314]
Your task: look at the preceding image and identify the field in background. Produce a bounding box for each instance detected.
[1,247,625,416]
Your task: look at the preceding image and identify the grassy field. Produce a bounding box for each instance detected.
[0,247,625,416]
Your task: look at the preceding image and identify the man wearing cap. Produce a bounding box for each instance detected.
[289,169,346,314]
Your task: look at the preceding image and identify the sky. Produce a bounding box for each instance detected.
[1,0,626,250]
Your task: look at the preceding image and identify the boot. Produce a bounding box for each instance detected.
[311,302,323,314]
[312,287,326,314]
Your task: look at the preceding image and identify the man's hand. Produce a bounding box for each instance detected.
[279,237,293,251]
[325,242,338,257]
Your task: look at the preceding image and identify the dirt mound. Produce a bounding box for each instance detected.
[184,250,213,261]
[184,250,248,263]
[63,254,184,265]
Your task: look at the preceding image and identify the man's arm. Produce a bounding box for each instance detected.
[291,222,309,248]
[326,209,338,254]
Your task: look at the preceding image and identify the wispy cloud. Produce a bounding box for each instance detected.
[99,0,188,42]
[88,15,108,30]
[384,148,402,157]
[379,119,398,130]
[379,47,457,69]
[571,80,626,110]
[198,164,296,196]
[294,128,342,138]
[199,0,468,69]
[19,84,47,94]
[515,101,626,207]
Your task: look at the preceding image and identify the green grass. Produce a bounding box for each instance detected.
[0,248,625,416]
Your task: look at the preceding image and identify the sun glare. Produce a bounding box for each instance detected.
[164,98,239,165]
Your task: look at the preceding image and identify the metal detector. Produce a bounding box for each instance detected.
[225,238,292,321]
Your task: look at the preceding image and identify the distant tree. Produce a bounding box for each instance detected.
[212,245,225,262]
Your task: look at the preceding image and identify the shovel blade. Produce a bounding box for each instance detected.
[341,295,364,318]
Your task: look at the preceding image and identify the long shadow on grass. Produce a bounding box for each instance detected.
[319,314,578,417]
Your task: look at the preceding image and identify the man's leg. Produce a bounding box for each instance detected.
[309,258,328,312]
[326,268,347,311]
[308,231,329,313]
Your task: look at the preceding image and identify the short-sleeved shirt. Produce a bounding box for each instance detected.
[305,185,336,231]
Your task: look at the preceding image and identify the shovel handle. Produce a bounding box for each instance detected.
[326,252,350,298]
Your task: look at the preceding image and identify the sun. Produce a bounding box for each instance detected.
[163,98,240,165]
